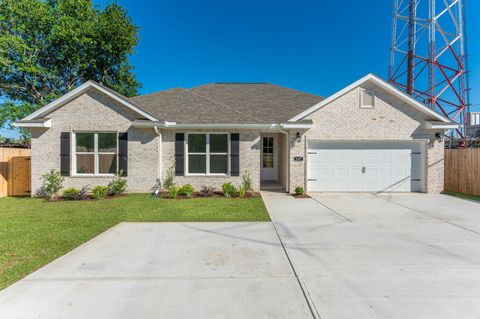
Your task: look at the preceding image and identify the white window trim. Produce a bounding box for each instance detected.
[360,88,375,108]
[185,133,230,176]
[72,131,118,177]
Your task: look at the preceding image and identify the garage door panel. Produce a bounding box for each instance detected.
[307,142,423,193]
[390,167,403,178]
[335,156,349,165]
[363,155,378,166]
[348,167,363,178]
[349,155,363,166]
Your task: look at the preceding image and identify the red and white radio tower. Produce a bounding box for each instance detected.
[389,0,470,140]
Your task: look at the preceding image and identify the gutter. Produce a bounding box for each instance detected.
[14,119,52,128]
[133,120,314,130]
[153,126,162,182]
[424,121,460,130]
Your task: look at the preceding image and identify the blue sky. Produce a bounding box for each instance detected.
[2,0,479,138]
[105,0,479,105]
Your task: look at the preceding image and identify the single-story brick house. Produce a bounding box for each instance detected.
[15,74,458,195]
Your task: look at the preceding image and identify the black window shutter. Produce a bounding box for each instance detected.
[175,133,185,176]
[230,133,240,176]
[60,132,70,176]
[118,132,128,176]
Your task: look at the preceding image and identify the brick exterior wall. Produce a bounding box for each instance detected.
[30,90,160,194]
[290,82,445,194]
[161,130,261,192]
[29,82,445,195]
[287,130,307,193]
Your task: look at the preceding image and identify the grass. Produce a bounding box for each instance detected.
[0,194,269,290]
[443,191,480,202]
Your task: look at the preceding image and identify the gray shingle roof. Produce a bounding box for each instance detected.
[130,83,323,124]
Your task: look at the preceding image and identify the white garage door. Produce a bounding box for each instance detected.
[307,142,423,192]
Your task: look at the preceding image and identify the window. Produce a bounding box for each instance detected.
[361,89,375,108]
[74,132,117,175]
[262,137,273,168]
[187,133,228,175]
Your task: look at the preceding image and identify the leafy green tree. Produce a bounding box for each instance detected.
[0,0,140,129]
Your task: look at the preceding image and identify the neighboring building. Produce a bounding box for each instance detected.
[15,74,458,195]
[467,112,480,139]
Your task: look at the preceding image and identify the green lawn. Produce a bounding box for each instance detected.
[0,194,269,290]
[443,191,480,202]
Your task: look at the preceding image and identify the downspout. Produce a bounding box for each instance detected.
[153,126,162,182]
[278,130,290,193]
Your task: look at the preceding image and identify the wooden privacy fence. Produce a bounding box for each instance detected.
[0,147,31,197]
[444,148,480,196]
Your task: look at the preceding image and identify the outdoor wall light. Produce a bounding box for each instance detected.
[296,132,301,142]
[435,132,443,142]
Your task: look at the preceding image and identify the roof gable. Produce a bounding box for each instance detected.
[20,81,158,122]
[288,74,453,124]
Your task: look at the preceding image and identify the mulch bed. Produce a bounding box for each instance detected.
[50,191,262,201]
[155,191,261,199]
[54,194,127,201]
[292,194,311,199]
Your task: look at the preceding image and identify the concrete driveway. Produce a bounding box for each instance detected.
[262,191,480,319]
[0,222,313,319]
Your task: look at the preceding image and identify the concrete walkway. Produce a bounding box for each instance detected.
[262,191,480,319]
[0,222,313,319]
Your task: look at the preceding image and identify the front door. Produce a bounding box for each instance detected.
[261,135,277,180]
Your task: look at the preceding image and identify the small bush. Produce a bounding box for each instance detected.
[92,186,109,200]
[63,185,89,200]
[222,182,238,198]
[294,186,304,196]
[238,186,246,198]
[108,171,127,195]
[241,171,253,193]
[63,188,80,201]
[78,185,90,198]
[39,169,64,200]
[168,185,178,199]
[200,185,215,197]
[163,164,175,190]
[178,184,194,197]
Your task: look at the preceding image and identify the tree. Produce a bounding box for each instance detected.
[0,0,140,129]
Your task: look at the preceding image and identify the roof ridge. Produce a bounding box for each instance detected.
[184,89,264,124]
[212,82,270,84]
[191,82,323,99]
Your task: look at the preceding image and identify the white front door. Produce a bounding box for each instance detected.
[261,135,278,181]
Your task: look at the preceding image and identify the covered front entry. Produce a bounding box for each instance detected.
[307,141,424,192]
[260,133,288,191]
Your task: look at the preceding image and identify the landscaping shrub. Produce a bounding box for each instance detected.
[294,186,304,196]
[222,182,238,198]
[241,171,253,193]
[178,184,194,197]
[63,188,80,201]
[168,185,178,199]
[163,164,175,190]
[239,186,246,198]
[38,169,64,200]
[78,185,90,198]
[108,171,127,195]
[200,185,215,197]
[92,186,109,200]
